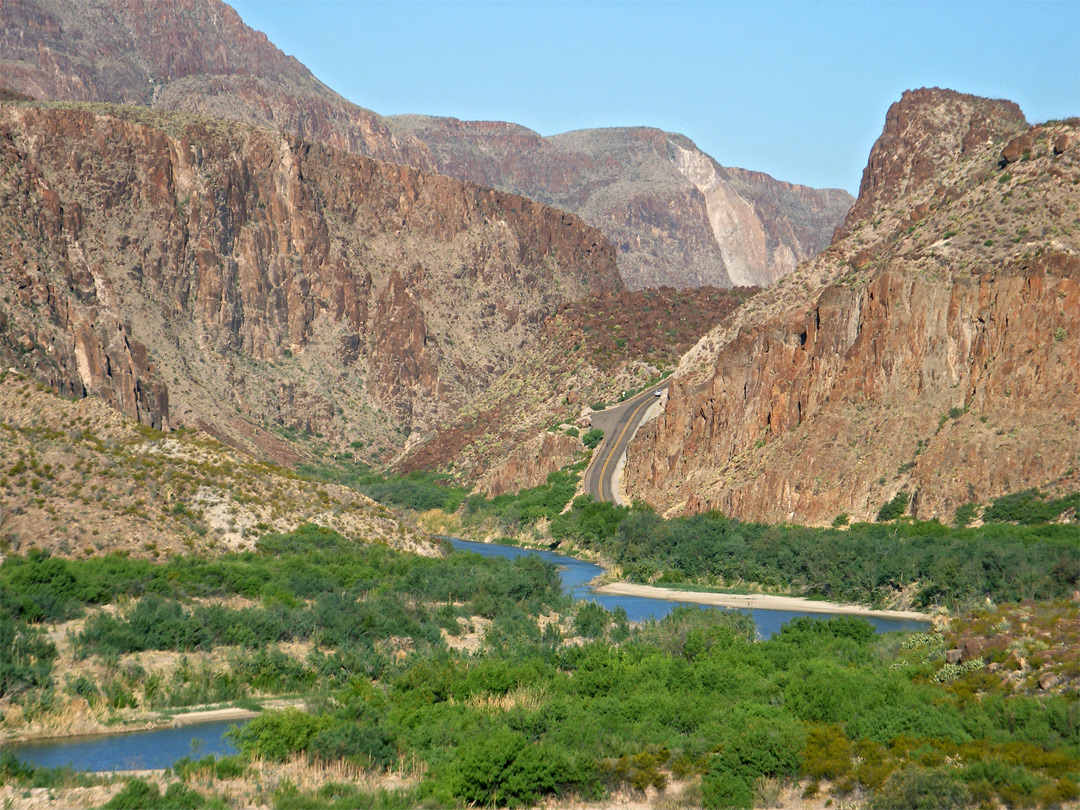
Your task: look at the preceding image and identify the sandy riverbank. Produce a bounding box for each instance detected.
[594,582,931,620]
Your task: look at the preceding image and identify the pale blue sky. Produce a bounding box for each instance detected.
[229,0,1080,194]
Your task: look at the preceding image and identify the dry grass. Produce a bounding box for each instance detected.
[464,684,547,713]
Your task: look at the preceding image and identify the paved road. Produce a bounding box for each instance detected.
[583,384,667,503]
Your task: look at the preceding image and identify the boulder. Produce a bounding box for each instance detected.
[1000,132,1034,166]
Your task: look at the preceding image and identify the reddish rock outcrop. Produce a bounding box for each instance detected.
[479,431,583,498]
[624,93,1079,524]
[0,102,620,460]
[840,88,1025,234]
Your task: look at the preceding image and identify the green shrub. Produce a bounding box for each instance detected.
[0,612,57,698]
[573,602,609,638]
[953,501,978,528]
[876,490,909,521]
[701,768,753,809]
[983,489,1079,524]
[581,429,604,449]
[801,724,853,780]
[104,779,162,810]
[102,779,204,809]
[308,723,395,769]
[227,709,330,762]
[447,729,568,808]
[872,766,971,809]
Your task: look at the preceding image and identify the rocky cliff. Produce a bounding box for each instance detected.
[624,89,1079,524]
[0,0,435,167]
[389,117,854,289]
[1,0,852,291]
[0,101,620,462]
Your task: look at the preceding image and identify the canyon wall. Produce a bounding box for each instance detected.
[0,102,620,461]
[624,90,1079,523]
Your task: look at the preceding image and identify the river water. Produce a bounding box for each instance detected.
[8,719,242,772]
[446,537,929,639]
[10,537,927,772]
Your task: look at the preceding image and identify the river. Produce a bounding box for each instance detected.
[10,537,927,772]
[446,537,929,638]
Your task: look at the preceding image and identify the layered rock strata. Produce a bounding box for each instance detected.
[1,0,852,291]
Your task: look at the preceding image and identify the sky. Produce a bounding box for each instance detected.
[228,1,1080,195]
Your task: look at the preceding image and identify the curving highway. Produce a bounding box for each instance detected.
[583,384,667,504]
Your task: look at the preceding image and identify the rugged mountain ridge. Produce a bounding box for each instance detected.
[0,0,436,167]
[0,101,620,463]
[623,89,1079,524]
[1,0,852,291]
[388,117,854,289]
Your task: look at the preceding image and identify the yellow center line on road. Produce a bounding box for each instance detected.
[596,392,659,502]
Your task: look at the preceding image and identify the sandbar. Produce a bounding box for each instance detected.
[594,581,931,620]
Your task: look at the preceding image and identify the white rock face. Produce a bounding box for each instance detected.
[672,144,768,287]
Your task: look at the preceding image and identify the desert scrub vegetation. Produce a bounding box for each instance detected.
[0,525,573,729]
[541,496,1079,612]
[2,524,1078,809]
[301,459,588,543]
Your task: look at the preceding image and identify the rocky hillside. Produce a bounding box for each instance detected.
[624,89,1080,525]
[1,0,852,291]
[399,286,754,494]
[388,117,854,289]
[0,0,435,167]
[0,100,620,464]
[0,371,433,560]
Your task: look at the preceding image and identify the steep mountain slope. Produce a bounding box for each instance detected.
[623,89,1079,524]
[0,0,435,166]
[388,117,854,289]
[1,0,852,291]
[398,286,755,493]
[0,100,620,464]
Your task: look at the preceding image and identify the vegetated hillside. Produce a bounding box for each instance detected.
[0,372,432,560]
[625,88,1080,525]
[0,100,620,465]
[0,0,434,167]
[1,0,852,292]
[398,286,754,494]
[389,117,854,289]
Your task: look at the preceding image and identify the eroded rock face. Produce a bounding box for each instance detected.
[840,88,1026,234]
[624,93,1079,524]
[0,103,620,460]
[390,119,854,290]
[479,431,582,498]
[0,0,435,167]
[2,0,852,292]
